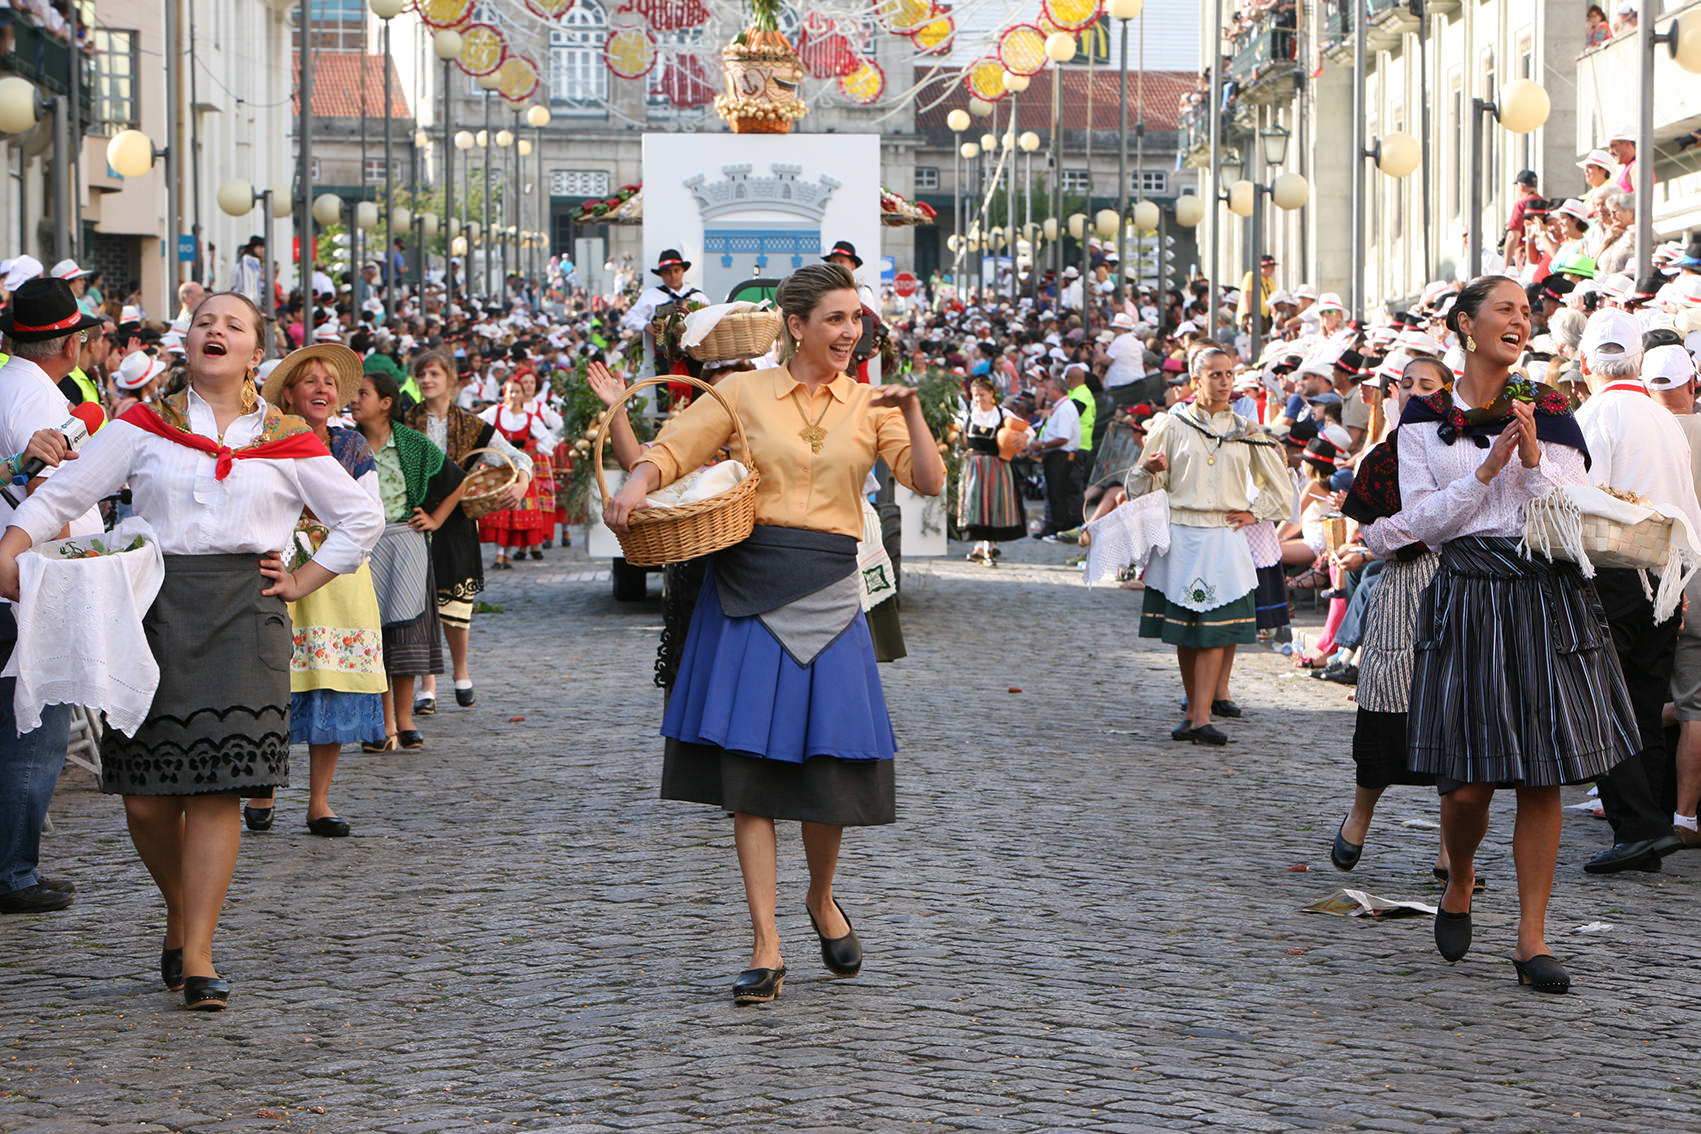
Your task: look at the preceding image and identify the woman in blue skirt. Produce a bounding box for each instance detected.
[605,263,946,1006]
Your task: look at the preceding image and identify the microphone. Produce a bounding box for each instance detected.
[3,403,103,508]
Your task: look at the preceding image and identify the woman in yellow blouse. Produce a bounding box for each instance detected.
[606,263,945,1006]
[1126,347,1291,745]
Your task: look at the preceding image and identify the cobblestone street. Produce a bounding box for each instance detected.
[5,538,1700,1134]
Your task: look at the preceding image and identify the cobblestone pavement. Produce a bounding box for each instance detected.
[5,534,1700,1134]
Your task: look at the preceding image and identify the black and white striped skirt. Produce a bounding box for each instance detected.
[1407,536,1637,789]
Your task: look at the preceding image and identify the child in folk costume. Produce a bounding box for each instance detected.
[477,378,557,567]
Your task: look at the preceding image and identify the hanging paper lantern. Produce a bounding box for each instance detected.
[996,24,1048,75]
[964,56,1008,102]
[497,54,541,101]
[906,10,954,55]
[418,0,475,29]
[654,51,716,107]
[631,0,709,30]
[876,0,932,34]
[1040,0,1102,33]
[798,14,860,79]
[525,0,575,18]
[838,58,885,104]
[605,26,658,79]
[457,23,506,76]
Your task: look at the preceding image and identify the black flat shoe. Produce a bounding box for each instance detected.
[1189,724,1229,746]
[1211,699,1243,719]
[182,976,230,1011]
[306,815,351,838]
[1435,908,1472,962]
[160,947,184,992]
[529,548,543,560]
[731,966,785,1005]
[1330,817,1363,871]
[455,686,476,707]
[1512,954,1571,994]
[1583,837,1675,874]
[1171,720,1195,742]
[413,696,436,716]
[806,899,863,977]
[397,730,424,750]
[242,804,274,832]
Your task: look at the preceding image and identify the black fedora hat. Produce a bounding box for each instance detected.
[651,249,691,274]
[0,278,103,342]
[823,240,863,268]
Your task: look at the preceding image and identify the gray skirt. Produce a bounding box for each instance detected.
[100,554,291,796]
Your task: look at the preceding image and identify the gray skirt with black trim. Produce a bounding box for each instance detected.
[100,554,291,796]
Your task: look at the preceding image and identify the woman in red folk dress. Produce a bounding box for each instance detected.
[477,378,558,568]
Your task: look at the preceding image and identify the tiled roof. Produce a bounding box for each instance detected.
[292,52,413,119]
[914,67,1196,133]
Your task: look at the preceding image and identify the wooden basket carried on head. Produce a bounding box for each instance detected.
[684,309,782,361]
[593,375,761,566]
[458,446,520,520]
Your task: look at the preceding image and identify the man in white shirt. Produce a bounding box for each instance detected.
[1029,376,1082,537]
[0,279,105,914]
[1574,307,1701,873]
[620,249,707,379]
[1102,313,1151,404]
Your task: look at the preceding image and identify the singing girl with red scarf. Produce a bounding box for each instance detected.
[0,293,383,1011]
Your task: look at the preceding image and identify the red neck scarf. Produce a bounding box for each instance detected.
[118,405,329,480]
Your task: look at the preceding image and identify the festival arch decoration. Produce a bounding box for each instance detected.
[605,25,660,78]
[797,13,860,79]
[964,55,1009,102]
[838,57,885,104]
[497,53,542,101]
[996,23,1048,76]
[1040,0,1102,32]
[905,9,954,55]
[524,0,576,18]
[418,0,476,29]
[654,50,718,106]
[626,0,711,30]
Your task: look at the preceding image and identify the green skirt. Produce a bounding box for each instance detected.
[1138,588,1258,647]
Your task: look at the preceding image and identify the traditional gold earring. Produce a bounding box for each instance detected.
[241,381,259,413]
[1465,335,1477,352]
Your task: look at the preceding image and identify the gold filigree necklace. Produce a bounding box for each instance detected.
[791,389,833,454]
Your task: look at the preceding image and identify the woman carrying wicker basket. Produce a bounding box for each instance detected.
[1397,275,1636,995]
[404,351,533,714]
[605,263,946,1007]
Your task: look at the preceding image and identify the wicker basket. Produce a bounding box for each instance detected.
[459,446,520,520]
[684,309,782,362]
[593,375,761,566]
[1524,507,1673,571]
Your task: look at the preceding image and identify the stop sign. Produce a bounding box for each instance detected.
[893,272,918,297]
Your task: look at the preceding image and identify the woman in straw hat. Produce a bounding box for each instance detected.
[241,344,386,837]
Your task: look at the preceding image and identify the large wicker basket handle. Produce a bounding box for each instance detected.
[591,375,755,511]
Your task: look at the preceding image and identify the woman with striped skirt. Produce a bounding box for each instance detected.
[955,376,1025,564]
[1397,276,1636,995]
[1326,358,1451,875]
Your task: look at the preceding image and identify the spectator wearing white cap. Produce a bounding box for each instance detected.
[1101,312,1152,404]
[111,350,167,414]
[1577,149,1619,209]
[0,255,43,296]
[1644,343,1701,850]
[1608,125,1637,194]
[49,260,97,317]
[1574,308,1701,872]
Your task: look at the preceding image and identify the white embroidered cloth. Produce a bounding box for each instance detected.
[857,499,897,611]
[3,518,166,736]
[1081,491,1172,587]
[646,460,749,508]
[1521,483,1701,622]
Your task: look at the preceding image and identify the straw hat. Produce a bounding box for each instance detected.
[260,344,364,412]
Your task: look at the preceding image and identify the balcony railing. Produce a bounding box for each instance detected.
[2,15,94,103]
[1228,21,1298,90]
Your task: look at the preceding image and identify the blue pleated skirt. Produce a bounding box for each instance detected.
[289,689,386,746]
[661,566,897,825]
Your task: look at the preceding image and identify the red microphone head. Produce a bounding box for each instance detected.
[70,402,105,432]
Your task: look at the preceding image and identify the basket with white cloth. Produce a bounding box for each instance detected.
[1521,484,1698,622]
[0,517,165,737]
[680,301,782,362]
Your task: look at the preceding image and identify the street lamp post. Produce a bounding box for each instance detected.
[947,108,970,284]
[1108,0,1143,307]
[1350,131,1421,318]
[217,178,292,342]
[528,104,551,296]
[1045,31,1075,304]
[1635,16,1701,270]
[1002,71,1028,304]
[495,125,515,295]
[959,140,979,287]
[1466,80,1549,278]
[1221,127,1307,363]
[0,78,73,263]
[434,29,463,301]
[370,0,404,321]
[454,129,474,296]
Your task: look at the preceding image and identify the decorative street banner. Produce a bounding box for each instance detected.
[457,24,506,76]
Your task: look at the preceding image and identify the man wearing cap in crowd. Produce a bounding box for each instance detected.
[8,275,107,428]
[0,278,109,914]
[1238,254,1277,325]
[1102,311,1154,406]
[1643,343,1701,850]
[1608,125,1637,195]
[1060,266,1083,311]
[622,248,707,381]
[228,236,266,310]
[1573,308,1701,873]
[1503,169,1542,268]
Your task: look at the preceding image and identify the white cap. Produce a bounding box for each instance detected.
[1554,198,1592,224]
[114,351,167,390]
[313,322,343,343]
[2,255,44,292]
[1293,283,1318,301]
[256,359,283,383]
[1642,343,1696,390]
[1375,350,1412,381]
[119,304,142,325]
[1316,291,1346,313]
[1579,307,1644,366]
[1609,123,1637,143]
[50,258,90,281]
[1673,275,1701,308]
[1268,289,1295,307]
[1577,148,1619,174]
[1111,311,1136,329]
[1395,329,1444,356]
[1686,329,1701,365]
